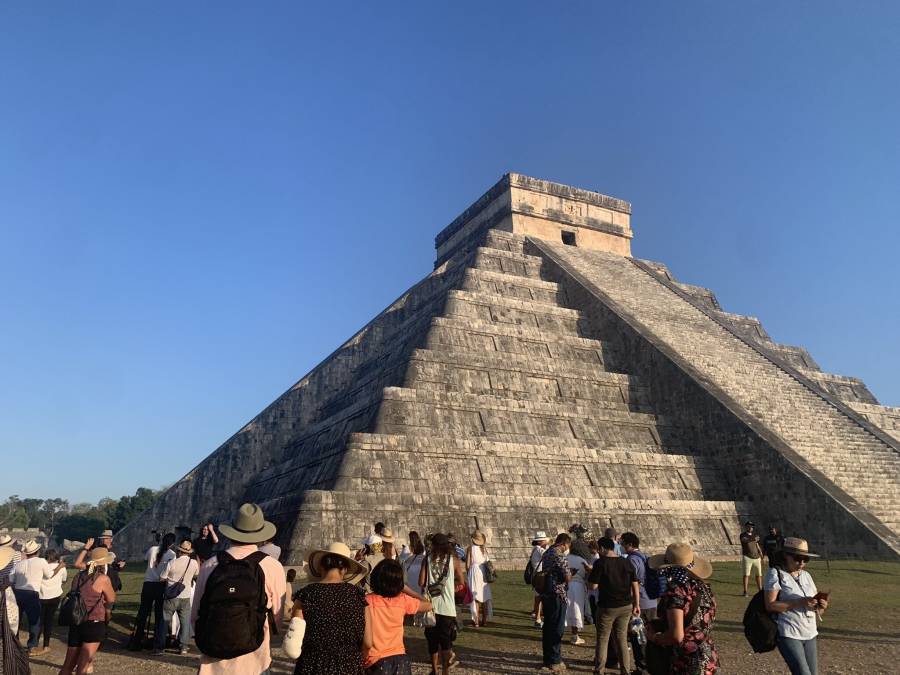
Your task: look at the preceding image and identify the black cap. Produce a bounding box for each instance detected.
[745,520,755,526]
[431,533,450,547]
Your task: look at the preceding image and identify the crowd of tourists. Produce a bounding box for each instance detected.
[0,506,830,675]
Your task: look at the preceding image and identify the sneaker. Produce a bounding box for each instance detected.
[152,649,166,656]
[534,620,544,628]
[179,648,189,655]
[571,635,585,645]
[30,647,49,656]
[550,663,567,672]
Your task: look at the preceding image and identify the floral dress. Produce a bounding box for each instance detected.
[657,566,719,675]
[294,582,368,675]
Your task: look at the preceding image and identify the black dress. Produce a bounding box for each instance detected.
[294,582,368,675]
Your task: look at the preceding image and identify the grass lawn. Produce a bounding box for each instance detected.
[29,559,900,674]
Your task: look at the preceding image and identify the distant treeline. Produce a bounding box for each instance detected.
[0,488,160,543]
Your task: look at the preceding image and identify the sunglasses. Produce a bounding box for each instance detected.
[788,554,810,564]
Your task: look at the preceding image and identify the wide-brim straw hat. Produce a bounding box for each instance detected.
[218,503,277,544]
[177,540,193,555]
[100,529,114,538]
[782,537,820,558]
[648,542,713,579]
[307,542,366,581]
[531,530,550,545]
[88,547,116,566]
[380,528,394,544]
[471,530,486,546]
[22,540,41,556]
[0,534,12,547]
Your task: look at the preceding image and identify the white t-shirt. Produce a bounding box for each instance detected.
[40,565,68,599]
[529,545,546,570]
[764,568,819,640]
[10,557,59,592]
[161,556,198,600]
[144,546,176,582]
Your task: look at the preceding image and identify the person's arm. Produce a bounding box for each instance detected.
[74,538,94,570]
[402,584,425,601]
[207,525,218,545]
[100,575,116,604]
[362,605,374,650]
[764,589,817,614]
[418,598,433,612]
[465,546,472,571]
[418,559,427,590]
[453,556,465,582]
[654,607,685,646]
[631,580,641,616]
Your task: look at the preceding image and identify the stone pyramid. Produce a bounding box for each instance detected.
[116,173,900,564]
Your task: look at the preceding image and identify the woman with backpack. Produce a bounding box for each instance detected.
[291,541,372,675]
[364,559,432,674]
[58,547,116,675]
[763,537,828,675]
[465,531,492,628]
[419,533,464,675]
[646,543,719,675]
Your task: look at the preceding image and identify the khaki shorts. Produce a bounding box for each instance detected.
[742,555,762,576]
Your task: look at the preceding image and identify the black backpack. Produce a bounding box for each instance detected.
[195,551,273,659]
[58,573,91,627]
[523,559,534,585]
[742,569,782,653]
[632,551,665,600]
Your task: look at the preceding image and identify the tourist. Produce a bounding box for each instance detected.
[604,528,625,557]
[763,525,785,566]
[564,538,590,645]
[158,539,198,655]
[647,542,719,674]
[35,549,68,655]
[283,568,298,623]
[764,537,827,675]
[258,538,282,560]
[1,544,29,673]
[290,541,370,674]
[402,532,426,626]
[193,523,219,563]
[381,529,397,561]
[365,558,432,674]
[58,547,116,675]
[529,531,550,628]
[74,529,124,592]
[620,532,657,674]
[374,522,386,537]
[10,540,65,651]
[569,523,593,560]
[359,534,385,590]
[192,502,286,674]
[128,532,175,650]
[447,533,466,561]
[465,531,493,628]
[740,521,763,596]
[538,532,572,673]
[419,533,464,675]
[587,536,640,675]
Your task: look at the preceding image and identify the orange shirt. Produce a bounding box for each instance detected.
[364,592,421,666]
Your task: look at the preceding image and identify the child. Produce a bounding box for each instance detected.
[365,559,432,674]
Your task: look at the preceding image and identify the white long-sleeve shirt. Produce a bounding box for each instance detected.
[10,557,61,592]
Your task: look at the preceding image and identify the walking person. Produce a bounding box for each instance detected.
[529,531,550,628]
[764,537,827,675]
[365,558,432,675]
[58,547,116,675]
[647,543,719,674]
[565,541,590,646]
[587,536,640,675]
[740,521,763,596]
[10,540,65,652]
[128,532,175,650]
[158,540,198,655]
[538,532,572,673]
[620,532,657,674]
[290,541,370,675]
[34,549,68,656]
[418,533,464,675]
[465,531,492,628]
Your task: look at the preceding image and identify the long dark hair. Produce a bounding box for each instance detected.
[409,531,424,556]
[152,533,176,568]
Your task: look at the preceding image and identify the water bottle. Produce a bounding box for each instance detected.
[630,616,647,645]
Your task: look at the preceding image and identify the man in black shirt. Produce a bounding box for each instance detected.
[587,536,640,675]
[74,529,125,592]
[762,525,785,566]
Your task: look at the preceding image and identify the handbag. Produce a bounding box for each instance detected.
[422,610,437,627]
[164,560,191,600]
[483,559,498,584]
[425,554,450,598]
[58,573,101,627]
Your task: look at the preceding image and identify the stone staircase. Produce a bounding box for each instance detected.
[532,239,900,551]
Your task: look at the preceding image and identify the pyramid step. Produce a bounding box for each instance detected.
[482,229,528,254]
[405,348,649,409]
[376,386,678,446]
[460,267,563,307]
[471,246,545,279]
[445,289,582,335]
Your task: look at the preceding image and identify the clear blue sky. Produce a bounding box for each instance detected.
[2,3,898,504]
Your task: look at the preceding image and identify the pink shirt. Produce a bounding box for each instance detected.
[191,544,286,675]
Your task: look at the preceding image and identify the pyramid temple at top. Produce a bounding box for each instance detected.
[116,173,900,564]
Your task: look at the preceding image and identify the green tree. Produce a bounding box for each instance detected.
[39,498,69,539]
[108,488,156,532]
[55,511,107,543]
[0,498,28,529]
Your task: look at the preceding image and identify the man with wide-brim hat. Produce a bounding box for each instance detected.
[75,528,125,591]
[191,503,287,673]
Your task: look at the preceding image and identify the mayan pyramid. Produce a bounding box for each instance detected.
[116,173,900,564]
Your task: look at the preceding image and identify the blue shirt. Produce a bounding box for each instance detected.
[627,550,658,610]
